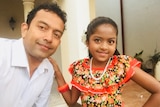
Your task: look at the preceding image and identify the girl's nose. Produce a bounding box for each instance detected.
[100,42,108,50]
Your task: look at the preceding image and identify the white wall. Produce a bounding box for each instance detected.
[123,0,160,61]
[95,0,160,62]
[59,0,91,84]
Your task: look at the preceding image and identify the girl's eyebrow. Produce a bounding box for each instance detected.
[110,37,116,39]
[94,35,117,39]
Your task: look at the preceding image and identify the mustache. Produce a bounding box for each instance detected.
[37,40,52,49]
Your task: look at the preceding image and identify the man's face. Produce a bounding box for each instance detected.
[21,9,65,61]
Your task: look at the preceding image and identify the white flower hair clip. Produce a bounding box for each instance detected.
[81,30,87,45]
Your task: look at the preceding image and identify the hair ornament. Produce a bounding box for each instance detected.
[81,30,87,45]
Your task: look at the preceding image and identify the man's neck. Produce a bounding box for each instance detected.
[27,54,43,77]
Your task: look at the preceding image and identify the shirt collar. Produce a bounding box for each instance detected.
[11,38,28,67]
[11,38,52,74]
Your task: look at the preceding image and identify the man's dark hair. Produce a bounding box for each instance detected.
[26,2,67,28]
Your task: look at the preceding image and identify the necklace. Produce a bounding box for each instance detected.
[89,57,111,81]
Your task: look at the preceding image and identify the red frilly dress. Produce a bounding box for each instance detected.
[69,55,141,107]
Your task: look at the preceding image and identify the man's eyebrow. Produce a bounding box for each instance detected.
[54,30,63,35]
[38,20,63,34]
[38,20,48,26]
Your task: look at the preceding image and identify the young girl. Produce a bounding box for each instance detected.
[49,17,160,107]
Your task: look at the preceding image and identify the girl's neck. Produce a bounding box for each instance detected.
[91,58,110,68]
[89,57,111,81]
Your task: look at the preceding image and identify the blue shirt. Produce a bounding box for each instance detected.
[0,38,54,107]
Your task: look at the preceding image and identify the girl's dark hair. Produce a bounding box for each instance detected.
[26,2,67,28]
[85,17,119,58]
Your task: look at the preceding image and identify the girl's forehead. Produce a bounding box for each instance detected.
[90,25,117,40]
[96,23,114,29]
[94,24,116,34]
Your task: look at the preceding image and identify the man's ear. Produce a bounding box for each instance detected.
[21,23,28,38]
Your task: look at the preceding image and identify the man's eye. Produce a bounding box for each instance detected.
[53,33,61,39]
[40,26,44,30]
[39,25,47,31]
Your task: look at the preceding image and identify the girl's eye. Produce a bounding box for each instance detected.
[94,38,101,43]
[108,40,115,45]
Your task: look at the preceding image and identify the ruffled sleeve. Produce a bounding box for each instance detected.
[117,55,141,85]
[68,61,75,74]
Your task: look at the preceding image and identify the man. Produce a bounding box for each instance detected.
[0,2,67,107]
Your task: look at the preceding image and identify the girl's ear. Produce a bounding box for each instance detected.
[21,23,28,38]
[86,41,89,47]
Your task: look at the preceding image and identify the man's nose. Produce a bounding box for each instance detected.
[43,32,53,43]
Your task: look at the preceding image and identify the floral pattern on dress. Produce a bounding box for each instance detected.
[69,55,141,107]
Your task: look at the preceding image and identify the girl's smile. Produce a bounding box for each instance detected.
[87,24,117,62]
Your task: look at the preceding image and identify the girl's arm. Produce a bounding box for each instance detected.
[48,57,81,107]
[131,67,160,107]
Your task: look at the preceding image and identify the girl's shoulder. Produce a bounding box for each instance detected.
[113,54,133,58]
[71,58,89,65]
[112,55,134,62]
[68,58,90,73]
[111,55,141,68]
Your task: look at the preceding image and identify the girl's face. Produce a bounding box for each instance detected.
[87,24,117,63]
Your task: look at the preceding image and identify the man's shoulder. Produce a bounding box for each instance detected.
[42,58,54,73]
[0,38,21,60]
[0,37,17,45]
